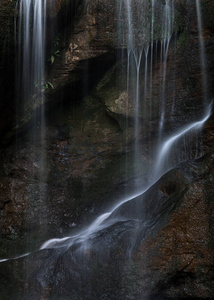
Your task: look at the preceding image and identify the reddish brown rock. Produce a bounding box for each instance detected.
[0,1,213,298]
[1,153,214,299]
[130,155,214,299]
[0,177,27,236]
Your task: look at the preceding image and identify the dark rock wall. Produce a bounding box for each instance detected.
[0,153,213,299]
[0,0,16,137]
[0,0,214,298]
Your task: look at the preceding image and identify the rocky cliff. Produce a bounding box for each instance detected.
[0,0,214,299]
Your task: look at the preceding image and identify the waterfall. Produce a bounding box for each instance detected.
[152,104,212,181]
[158,0,174,139]
[17,0,46,103]
[39,0,210,252]
[0,0,211,266]
[16,0,47,161]
[119,0,175,185]
[39,105,211,251]
[16,0,48,236]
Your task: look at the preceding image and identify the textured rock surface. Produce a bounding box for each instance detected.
[0,0,213,243]
[132,155,214,299]
[0,0,214,298]
[2,0,211,142]
[0,154,214,299]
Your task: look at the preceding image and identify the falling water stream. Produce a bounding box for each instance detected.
[196,0,208,105]
[16,0,48,234]
[17,0,46,102]
[39,107,211,251]
[0,0,211,267]
[41,0,210,253]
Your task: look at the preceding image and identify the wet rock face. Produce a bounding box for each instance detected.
[0,176,27,236]
[0,154,214,299]
[50,0,214,141]
[0,95,145,257]
[0,0,213,224]
[132,156,214,299]
[0,0,194,142]
[0,0,214,298]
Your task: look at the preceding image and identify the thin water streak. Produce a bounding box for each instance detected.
[40,104,211,251]
[196,0,208,105]
[0,0,211,264]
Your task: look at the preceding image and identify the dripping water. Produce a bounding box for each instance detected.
[158,0,174,140]
[17,0,46,103]
[196,0,208,105]
[39,0,211,253]
[0,0,212,262]
[133,49,143,179]
[16,0,47,234]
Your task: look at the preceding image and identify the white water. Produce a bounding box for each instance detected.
[17,0,47,145]
[0,0,211,262]
[39,0,210,252]
[40,190,146,250]
[152,104,212,181]
[0,252,30,263]
[17,0,47,179]
[17,0,48,234]
[18,0,46,99]
[121,0,175,183]
[124,0,133,49]
[39,104,211,251]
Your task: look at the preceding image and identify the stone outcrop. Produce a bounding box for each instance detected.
[0,153,214,299]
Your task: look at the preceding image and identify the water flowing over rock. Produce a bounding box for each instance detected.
[0,153,214,299]
[0,0,214,299]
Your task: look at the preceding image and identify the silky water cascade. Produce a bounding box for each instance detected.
[15,0,48,239]
[0,0,214,299]
[16,0,47,144]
